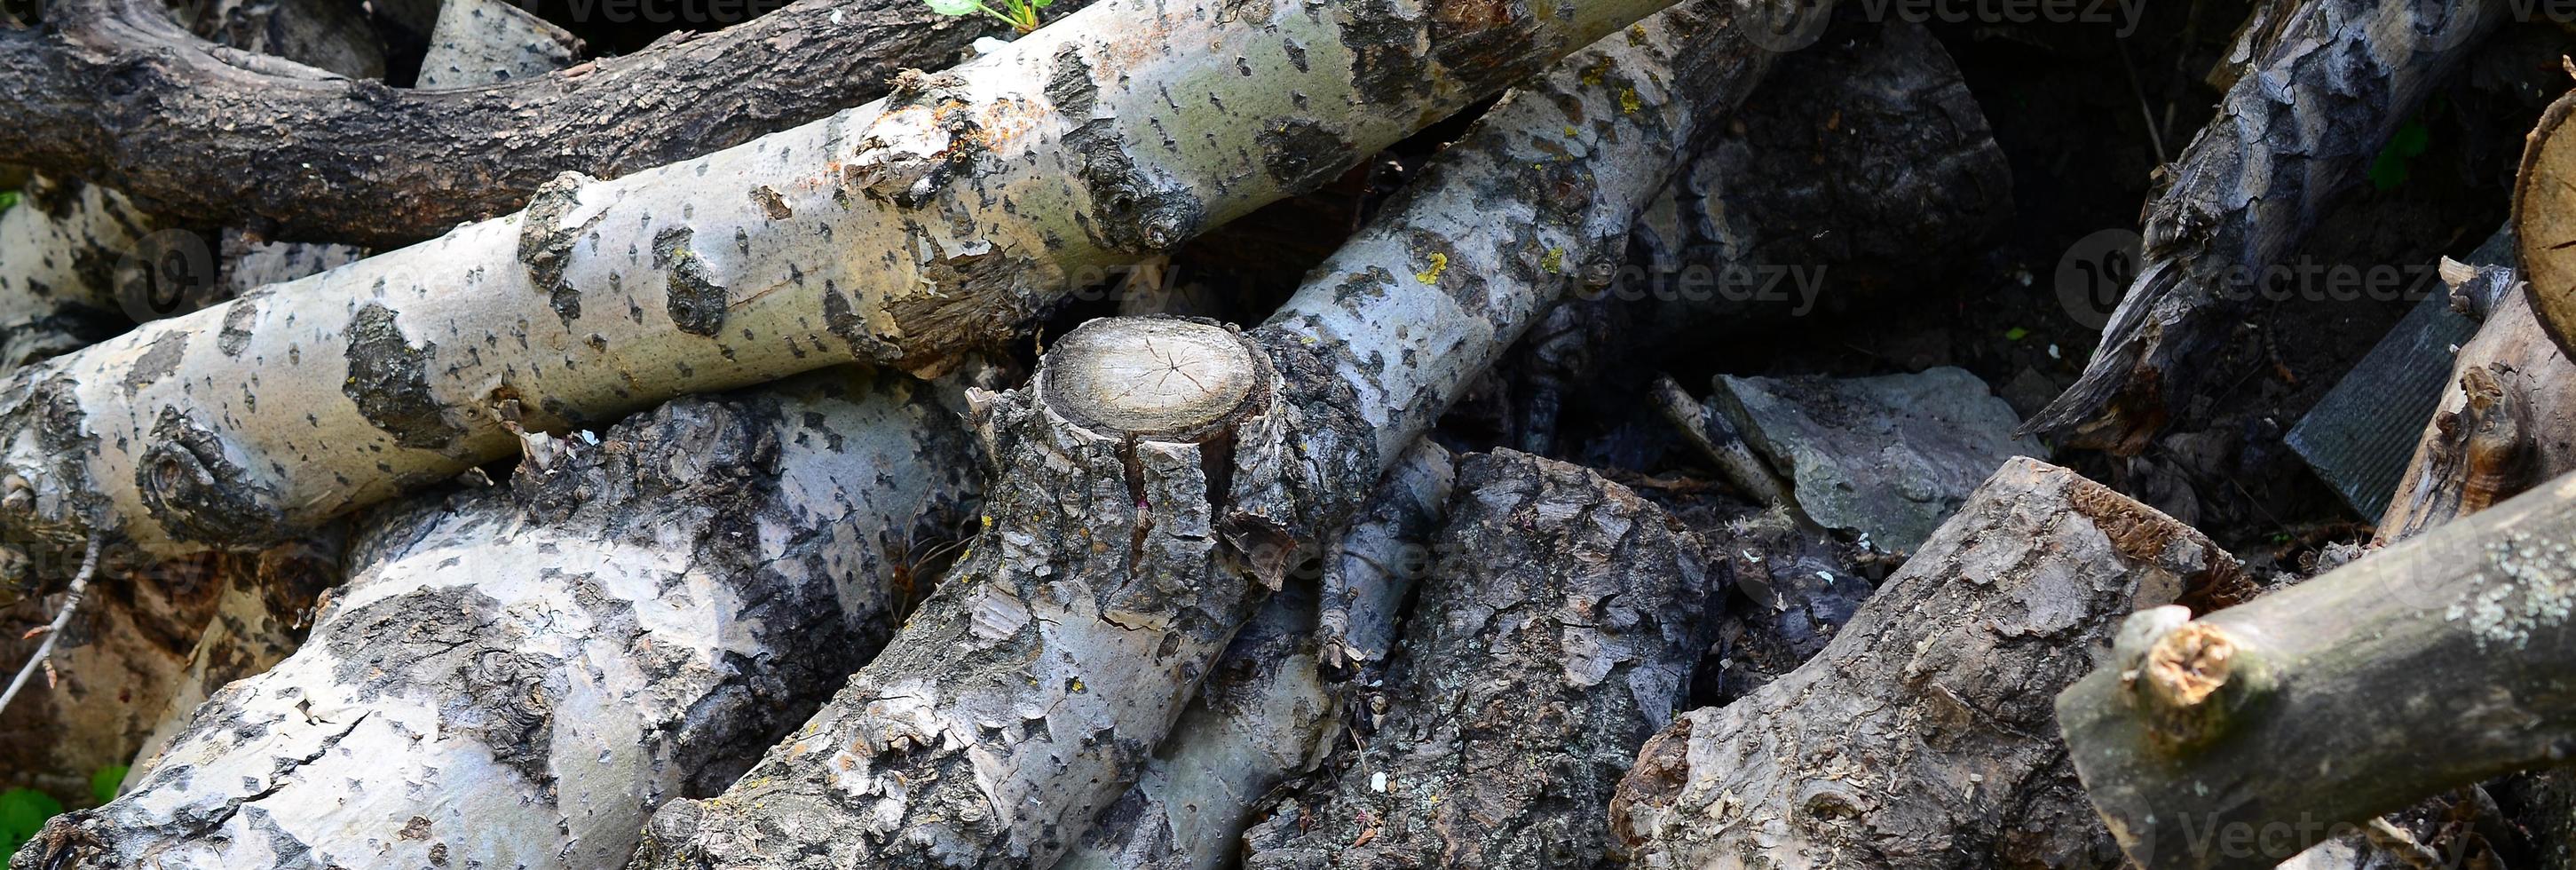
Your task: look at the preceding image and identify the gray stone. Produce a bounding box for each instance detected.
[1713,366,2043,553]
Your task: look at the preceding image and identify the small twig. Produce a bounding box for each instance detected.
[0,535,105,715]
[2116,36,2171,166]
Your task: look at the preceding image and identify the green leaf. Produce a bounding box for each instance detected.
[0,191,18,216]
[2367,121,2432,190]
[91,765,128,805]
[0,787,63,854]
[2003,327,2029,341]
[923,0,978,15]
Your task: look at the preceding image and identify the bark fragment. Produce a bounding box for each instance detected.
[1613,457,2244,870]
[12,367,980,870]
[1242,449,1718,870]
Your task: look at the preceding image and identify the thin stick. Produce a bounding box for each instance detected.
[0,535,105,715]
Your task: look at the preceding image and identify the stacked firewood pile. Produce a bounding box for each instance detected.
[4,0,2576,867]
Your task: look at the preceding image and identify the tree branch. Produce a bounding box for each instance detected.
[1,0,1007,246]
[2058,469,2576,869]
[2021,0,2502,453]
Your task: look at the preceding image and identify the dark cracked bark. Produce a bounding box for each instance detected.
[1240,448,1719,870]
[1611,457,2248,870]
[12,365,981,869]
[2023,0,2504,452]
[0,0,1033,246]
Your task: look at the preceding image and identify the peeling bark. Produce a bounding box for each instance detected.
[0,0,1689,558]
[1612,457,2246,870]
[2375,281,2573,542]
[12,366,980,870]
[2058,467,2576,870]
[1241,449,1718,870]
[2024,0,2504,452]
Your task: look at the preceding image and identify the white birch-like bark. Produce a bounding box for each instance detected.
[0,176,156,370]
[636,1,1789,866]
[12,366,982,870]
[0,0,1679,558]
[416,0,581,90]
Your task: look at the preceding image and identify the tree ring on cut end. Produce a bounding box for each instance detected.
[1039,317,1264,440]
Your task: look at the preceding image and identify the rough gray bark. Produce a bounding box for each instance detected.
[1241,449,1717,870]
[11,366,981,870]
[0,0,1026,246]
[2024,0,2504,452]
[0,0,1686,559]
[633,0,1784,862]
[2058,466,2576,870]
[1613,457,2248,870]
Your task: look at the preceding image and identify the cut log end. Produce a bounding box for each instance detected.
[1039,317,1267,440]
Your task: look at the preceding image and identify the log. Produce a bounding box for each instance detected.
[0,0,1026,245]
[12,366,981,869]
[2057,468,2576,869]
[636,2,1789,859]
[2022,0,2504,453]
[0,0,1688,558]
[629,316,1378,869]
[1612,456,2248,869]
[0,0,386,370]
[1240,448,1718,870]
[0,9,542,805]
